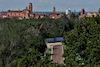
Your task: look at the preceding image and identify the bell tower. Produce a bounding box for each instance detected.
[29,3,32,13]
[53,7,56,13]
[80,8,85,16]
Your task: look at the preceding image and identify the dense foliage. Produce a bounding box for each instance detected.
[0,16,75,67]
[30,16,75,38]
[0,18,46,67]
[1,13,100,67]
[17,49,65,67]
[63,16,100,67]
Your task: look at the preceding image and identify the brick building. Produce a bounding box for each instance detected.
[0,12,8,19]
[87,12,100,17]
[7,3,35,19]
[80,8,85,16]
[0,3,62,19]
[79,8,86,18]
[50,7,61,19]
[79,8,100,18]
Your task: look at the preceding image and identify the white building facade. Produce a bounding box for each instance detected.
[66,8,71,15]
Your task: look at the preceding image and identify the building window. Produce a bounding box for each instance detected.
[19,13,20,15]
[11,13,12,15]
[15,13,16,15]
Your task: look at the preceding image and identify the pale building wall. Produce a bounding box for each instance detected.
[87,12,99,16]
[2,15,8,19]
[46,42,62,49]
[66,9,71,15]
[8,12,22,17]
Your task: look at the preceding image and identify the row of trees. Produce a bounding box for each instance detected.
[63,16,100,66]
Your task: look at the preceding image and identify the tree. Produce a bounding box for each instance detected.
[0,18,46,67]
[63,17,100,66]
[17,50,65,67]
[70,12,75,18]
[17,49,41,67]
[98,8,100,13]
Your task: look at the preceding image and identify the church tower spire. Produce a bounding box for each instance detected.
[29,3,32,13]
[53,7,56,13]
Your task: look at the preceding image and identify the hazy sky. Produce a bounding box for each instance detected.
[0,0,100,12]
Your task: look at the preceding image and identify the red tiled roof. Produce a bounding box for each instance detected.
[23,9,30,11]
[30,13,34,14]
[8,10,22,12]
[39,14,46,16]
[86,15,92,17]
[79,15,85,18]
[0,13,7,15]
[51,12,60,15]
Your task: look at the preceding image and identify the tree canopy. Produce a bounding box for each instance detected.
[0,16,75,67]
[63,17,100,67]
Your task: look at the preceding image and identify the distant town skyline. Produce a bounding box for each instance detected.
[0,0,100,12]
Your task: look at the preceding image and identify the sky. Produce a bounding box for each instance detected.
[0,0,100,12]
